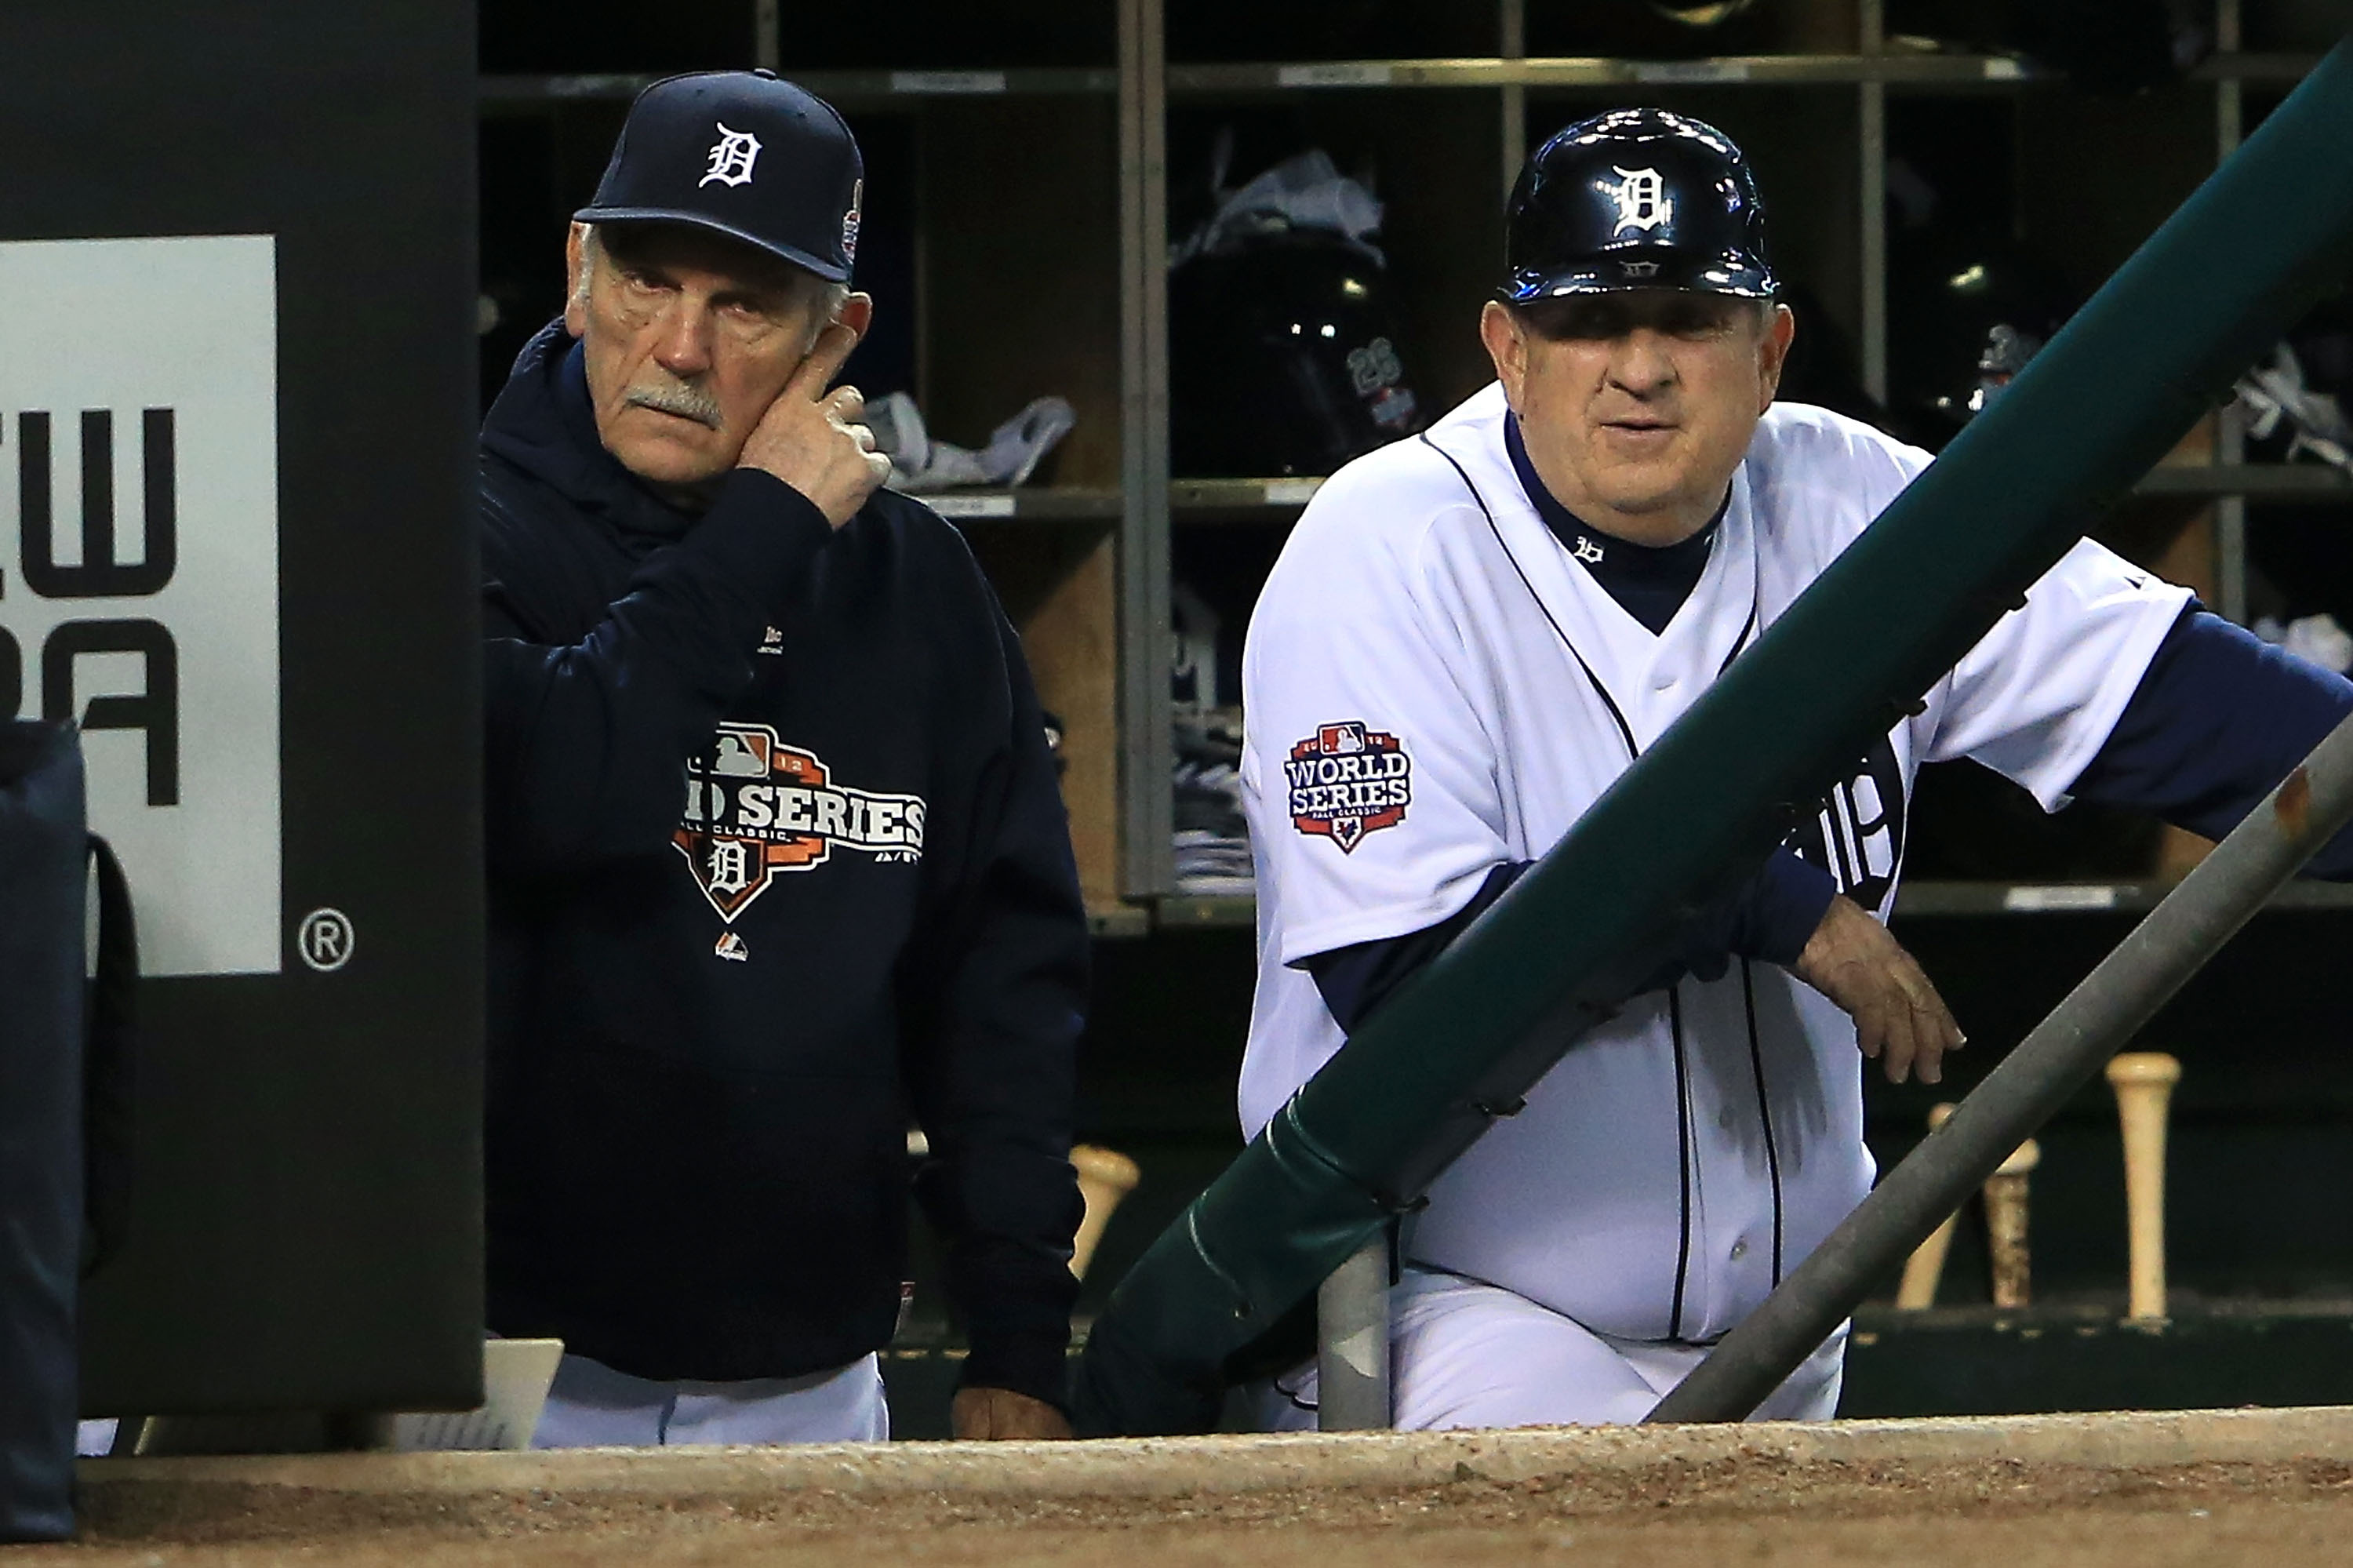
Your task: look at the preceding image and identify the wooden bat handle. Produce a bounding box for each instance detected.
[1984,1137,2041,1310]
[1896,1104,1959,1309]
[2106,1052,2182,1321]
[1071,1144,1140,1281]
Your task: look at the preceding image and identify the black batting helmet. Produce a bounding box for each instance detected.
[1170,229,1426,477]
[1500,108,1777,304]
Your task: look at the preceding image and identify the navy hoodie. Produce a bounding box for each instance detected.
[477,322,1086,1406]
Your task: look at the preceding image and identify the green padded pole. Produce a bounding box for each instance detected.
[1075,37,2353,1437]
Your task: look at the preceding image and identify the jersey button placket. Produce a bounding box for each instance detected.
[1645,663,1686,745]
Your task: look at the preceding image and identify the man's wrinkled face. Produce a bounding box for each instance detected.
[1482,289,1794,543]
[565,222,831,489]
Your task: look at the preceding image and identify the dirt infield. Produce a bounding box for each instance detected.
[25,1409,2353,1566]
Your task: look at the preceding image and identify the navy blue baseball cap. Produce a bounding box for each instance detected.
[1501,108,1777,303]
[575,70,864,282]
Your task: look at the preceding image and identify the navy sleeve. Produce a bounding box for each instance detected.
[1305,846,1838,1035]
[1306,862,1530,1034]
[481,468,832,875]
[1734,849,1841,967]
[1645,846,1837,991]
[2069,607,2353,879]
[900,593,1089,1413]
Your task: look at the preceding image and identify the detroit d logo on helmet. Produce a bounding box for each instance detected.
[1287,720,1413,853]
[676,722,926,923]
[1602,166,1672,235]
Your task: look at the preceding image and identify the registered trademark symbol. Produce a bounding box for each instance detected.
[296,908,355,973]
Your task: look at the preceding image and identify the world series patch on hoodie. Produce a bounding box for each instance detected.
[676,721,927,952]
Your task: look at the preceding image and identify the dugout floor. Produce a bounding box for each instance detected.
[28,1408,2353,1566]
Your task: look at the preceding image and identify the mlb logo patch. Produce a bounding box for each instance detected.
[1318,722,1367,755]
[1286,720,1413,853]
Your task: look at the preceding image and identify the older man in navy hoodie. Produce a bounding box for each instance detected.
[477,71,1086,1443]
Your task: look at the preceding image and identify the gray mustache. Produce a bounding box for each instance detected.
[624,380,723,429]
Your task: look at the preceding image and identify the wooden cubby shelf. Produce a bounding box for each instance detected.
[2134,466,2353,503]
[1168,466,2353,519]
[1148,881,2353,933]
[1161,52,2323,96]
[482,53,2325,113]
[479,69,1117,109]
[918,489,1125,522]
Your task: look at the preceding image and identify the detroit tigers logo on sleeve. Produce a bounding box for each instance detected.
[1287,720,1413,853]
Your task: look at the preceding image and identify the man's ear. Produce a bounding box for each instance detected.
[1480,300,1529,409]
[835,290,875,344]
[1758,301,1796,411]
[563,223,591,339]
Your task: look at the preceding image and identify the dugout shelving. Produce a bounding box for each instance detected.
[475,2,2344,932]
[1141,0,2346,919]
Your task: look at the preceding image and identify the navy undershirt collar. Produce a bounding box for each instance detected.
[1504,409,1726,636]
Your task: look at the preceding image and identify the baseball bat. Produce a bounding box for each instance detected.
[1984,1137,2041,1309]
[2106,1053,2181,1321]
[1071,1144,1141,1280]
[1894,1104,1959,1308]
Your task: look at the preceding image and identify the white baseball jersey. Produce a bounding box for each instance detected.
[1238,384,2191,1345]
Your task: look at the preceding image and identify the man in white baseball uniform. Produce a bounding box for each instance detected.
[1238,107,2353,1430]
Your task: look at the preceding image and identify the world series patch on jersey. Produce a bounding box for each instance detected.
[1286,720,1414,853]
[1237,384,2191,1346]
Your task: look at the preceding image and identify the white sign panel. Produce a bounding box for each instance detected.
[0,235,281,977]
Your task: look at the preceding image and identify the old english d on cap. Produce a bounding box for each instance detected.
[576,70,864,282]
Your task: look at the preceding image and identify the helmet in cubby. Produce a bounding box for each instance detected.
[1170,226,1426,478]
[1886,238,2078,449]
[1642,1,1760,24]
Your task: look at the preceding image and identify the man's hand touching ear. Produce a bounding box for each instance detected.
[736,318,890,527]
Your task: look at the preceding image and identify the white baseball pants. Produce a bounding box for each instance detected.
[1257,1268,1845,1432]
[532,1349,888,1447]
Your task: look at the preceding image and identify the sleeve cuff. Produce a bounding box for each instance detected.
[958,1327,1074,1413]
[674,467,835,624]
[1743,848,1840,966]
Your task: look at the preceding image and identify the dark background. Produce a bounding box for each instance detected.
[0,3,485,1414]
